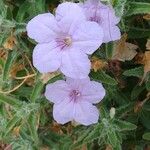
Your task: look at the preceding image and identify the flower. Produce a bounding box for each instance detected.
[45,77,105,126]
[80,0,121,43]
[26,2,104,79]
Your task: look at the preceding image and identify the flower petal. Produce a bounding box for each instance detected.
[53,100,74,124]
[74,101,99,126]
[45,80,71,104]
[56,2,86,35]
[102,25,121,43]
[66,77,90,90]
[82,81,106,104]
[55,2,85,22]
[100,8,121,43]
[26,13,58,43]
[60,50,91,79]
[72,21,103,54]
[33,42,61,73]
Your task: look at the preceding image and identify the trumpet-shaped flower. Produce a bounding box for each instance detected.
[80,0,121,43]
[45,77,106,126]
[27,2,104,79]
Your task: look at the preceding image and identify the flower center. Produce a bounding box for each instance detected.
[69,90,81,102]
[56,36,72,50]
[64,37,72,46]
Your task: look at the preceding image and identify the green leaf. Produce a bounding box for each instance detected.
[30,78,44,102]
[126,2,150,16]
[28,113,39,145]
[3,115,21,137]
[113,0,127,17]
[107,130,118,147]
[16,1,31,22]
[145,74,150,91]
[123,66,143,78]
[105,42,114,59]
[143,132,150,141]
[0,94,21,108]
[131,84,145,100]
[128,27,150,39]
[90,71,118,85]
[114,120,137,131]
[3,51,19,81]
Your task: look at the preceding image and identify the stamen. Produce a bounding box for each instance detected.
[64,37,72,46]
[69,90,81,102]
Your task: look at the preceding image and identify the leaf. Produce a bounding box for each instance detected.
[3,115,21,137]
[114,120,137,131]
[141,51,150,80]
[30,77,44,102]
[90,70,118,85]
[143,132,150,141]
[3,51,19,81]
[105,42,114,59]
[123,66,144,78]
[131,84,145,100]
[3,35,17,50]
[112,34,138,62]
[0,94,21,108]
[91,57,107,72]
[113,0,127,17]
[146,39,150,50]
[126,2,150,16]
[107,130,118,147]
[128,27,150,39]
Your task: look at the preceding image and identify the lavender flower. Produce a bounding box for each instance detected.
[45,78,105,125]
[80,0,121,43]
[26,2,104,79]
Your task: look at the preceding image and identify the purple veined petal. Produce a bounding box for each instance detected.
[102,24,121,43]
[53,100,74,124]
[55,2,86,22]
[74,101,99,126]
[26,13,59,43]
[45,80,71,104]
[81,81,106,104]
[60,50,91,79]
[66,77,90,91]
[32,41,61,73]
[72,21,104,55]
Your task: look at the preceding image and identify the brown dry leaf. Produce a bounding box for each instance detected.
[112,34,138,61]
[3,35,17,50]
[146,39,150,50]
[10,63,25,78]
[0,48,7,59]
[13,126,20,137]
[40,147,50,150]
[41,72,60,84]
[105,145,113,150]
[143,14,150,20]
[91,56,107,72]
[141,51,150,80]
[50,121,63,135]
[134,101,143,113]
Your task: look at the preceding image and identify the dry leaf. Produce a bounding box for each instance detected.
[105,145,113,150]
[112,34,138,61]
[11,63,25,78]
[3,35,17,50]
[143,14,150,20]
[50,121,63,135]
[146,39,150,50]
[13,126,20,137]
[41,72,60,84]
[91,56,107,72]
[142,51,150,80]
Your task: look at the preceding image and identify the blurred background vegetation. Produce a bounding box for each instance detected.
[0,0,150,149]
